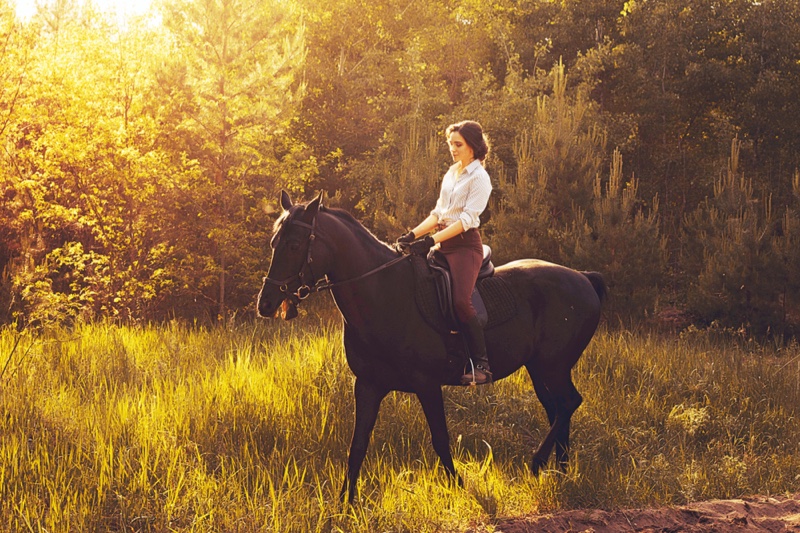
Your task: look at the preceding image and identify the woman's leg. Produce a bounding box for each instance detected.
[441,231,491,384]
[448,248,481,323]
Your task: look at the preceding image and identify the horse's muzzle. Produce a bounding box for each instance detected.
[256,285,280,318]
[257,286,299,321]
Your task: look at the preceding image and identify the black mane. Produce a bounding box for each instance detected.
[272,201,396,255]
[319,206,397,254]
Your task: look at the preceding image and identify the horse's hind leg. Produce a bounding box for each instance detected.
[526,364,582,475]
[553,377,582,468]
[526,366,557,474]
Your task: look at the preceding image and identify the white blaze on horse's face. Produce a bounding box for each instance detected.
[447,131,474,168]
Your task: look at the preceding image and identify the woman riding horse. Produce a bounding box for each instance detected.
[397,120,493,385]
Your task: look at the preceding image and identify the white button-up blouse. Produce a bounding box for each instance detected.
[430,159,492,231]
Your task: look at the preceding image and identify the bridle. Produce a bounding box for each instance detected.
[262,218,319,302]
[262,213,410,304]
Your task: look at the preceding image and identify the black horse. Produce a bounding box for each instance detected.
[257,192,607,503]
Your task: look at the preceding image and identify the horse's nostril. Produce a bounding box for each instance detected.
[256,294,272,317]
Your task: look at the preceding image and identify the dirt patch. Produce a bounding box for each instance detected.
[487,493,800,532]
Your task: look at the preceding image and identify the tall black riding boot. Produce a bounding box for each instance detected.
[461,316,492,385]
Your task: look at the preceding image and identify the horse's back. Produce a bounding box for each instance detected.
[496,258,604,341]
[497,259,603,306]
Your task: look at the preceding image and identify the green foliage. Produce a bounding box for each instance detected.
[683,138,797,336]
[154,0,308,317]
[773,171,800,332]
[0,0,311,324]
[0,6,181,323]
[488,130,555,262]
[564,149,667,319]
[0,0,799,333]
[291,0,493,200]
[354,118,446,240]
[585,0,800,213]
[485,61,608,264]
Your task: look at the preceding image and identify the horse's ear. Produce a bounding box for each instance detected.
[303,191,323,221]
[280,190,293,211]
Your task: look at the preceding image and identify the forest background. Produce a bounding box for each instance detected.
[2,0,800,337]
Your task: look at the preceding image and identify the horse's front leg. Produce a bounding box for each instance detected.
[416,386,463,486]
[341,377,388,504]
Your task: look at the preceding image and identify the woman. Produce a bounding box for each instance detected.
[397,120,493,385]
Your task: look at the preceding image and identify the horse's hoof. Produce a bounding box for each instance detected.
[530,460,545,477]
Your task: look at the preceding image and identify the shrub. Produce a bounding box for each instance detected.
[682,139,797,337]
[562,149,668,320]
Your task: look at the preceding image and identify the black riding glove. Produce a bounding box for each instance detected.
[408,235,435,256]
[396,231,416,244]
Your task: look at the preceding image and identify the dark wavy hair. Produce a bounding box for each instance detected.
[446,120,490,161]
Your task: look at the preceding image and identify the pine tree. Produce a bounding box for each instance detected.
[564,148,667,320]
[771,170,800,336]
[355,119,445,241]
[683,138,782,336]
[155,0,306,318]
[482,60,608,264]
[488,131,557,262]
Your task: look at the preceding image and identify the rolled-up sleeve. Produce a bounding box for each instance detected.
[459,170,492,230]
[429,169,451,220]
[430,191,444,220]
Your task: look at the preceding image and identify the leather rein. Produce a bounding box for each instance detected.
[262,216,410,303]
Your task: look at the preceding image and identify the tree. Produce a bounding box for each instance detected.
[773,171,800,336]
[683,138,784,336]
[292,0,509,207]
[1,2,181,323]
[0,0,35,320]
[564,148,667,320]
[478,61,608,264]
[154,0,307,317]
[352,119,446,240]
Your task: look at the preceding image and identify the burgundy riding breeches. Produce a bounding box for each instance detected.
[439,228,483,324]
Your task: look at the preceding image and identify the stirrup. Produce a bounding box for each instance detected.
[461,359,492,386]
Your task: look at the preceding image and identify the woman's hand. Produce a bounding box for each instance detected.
[407,235,435,256]
[396,231,416,244]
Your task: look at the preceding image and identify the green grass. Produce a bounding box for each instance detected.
[2,306,799,532]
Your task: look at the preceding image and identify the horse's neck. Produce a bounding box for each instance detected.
[319,214,410,330]
[319,213,396,283]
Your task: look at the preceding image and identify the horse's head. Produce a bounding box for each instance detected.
[257,191,322,319]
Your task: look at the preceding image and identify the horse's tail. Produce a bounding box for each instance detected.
[582,271,607,304]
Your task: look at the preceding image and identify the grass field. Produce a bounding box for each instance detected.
[2,303,799,532]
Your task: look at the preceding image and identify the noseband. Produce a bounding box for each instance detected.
[263,214,410,303]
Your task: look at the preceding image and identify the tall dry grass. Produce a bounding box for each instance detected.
[2,306,799,532]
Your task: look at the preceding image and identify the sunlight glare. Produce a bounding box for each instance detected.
[14,0,154,24]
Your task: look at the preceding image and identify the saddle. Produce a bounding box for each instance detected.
[412,246,517,334]
[427,245,494,330]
